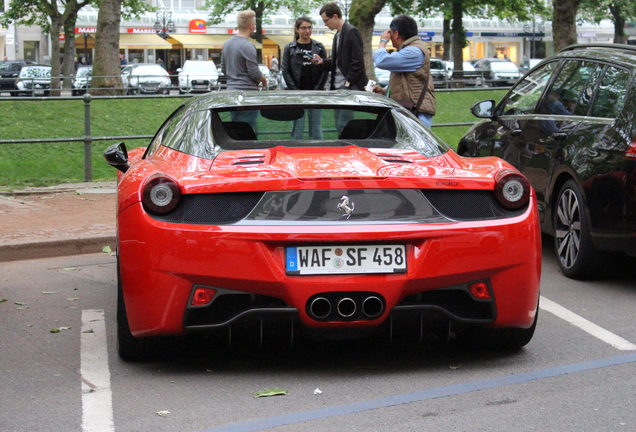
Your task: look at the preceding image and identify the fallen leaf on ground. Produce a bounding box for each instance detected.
[102,246,112,254]
[254,388,288,398]
[50,327,72,333]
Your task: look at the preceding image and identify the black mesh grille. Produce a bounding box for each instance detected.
[422,190,526,221]
[150,192,264,224]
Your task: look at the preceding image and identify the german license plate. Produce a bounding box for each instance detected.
[285,245,406,275]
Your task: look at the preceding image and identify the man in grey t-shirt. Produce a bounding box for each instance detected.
[221,10,267,128]
[222,10,267,91]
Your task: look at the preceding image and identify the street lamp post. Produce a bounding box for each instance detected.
[154,11,176,40]
[83,32,89,65]
[523,20,545,59]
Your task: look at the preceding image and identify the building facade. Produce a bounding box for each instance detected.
[0,0,624,69]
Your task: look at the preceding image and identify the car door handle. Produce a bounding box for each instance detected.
[552,132,568,141]
[510,129,522,137]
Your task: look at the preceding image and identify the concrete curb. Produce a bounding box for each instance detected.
[0,235,116,262]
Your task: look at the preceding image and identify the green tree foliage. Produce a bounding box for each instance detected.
[0,0,92,95]
[0,0,152,94]
[205,0,320,45]
[91,0,154,95]
[412,0,546,78]
[579,0,636,43]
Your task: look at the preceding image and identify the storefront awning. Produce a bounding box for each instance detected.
[74,34,96,50]
[261,36,289,47]
[263,35,294,48]
[311,34,335,49]
[167,34,231,49]
[119,33,172,50]
[371,36,394,49]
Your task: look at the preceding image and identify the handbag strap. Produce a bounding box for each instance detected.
[413,51,431,113]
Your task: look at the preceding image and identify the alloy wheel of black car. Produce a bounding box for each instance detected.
[553,180,609,279]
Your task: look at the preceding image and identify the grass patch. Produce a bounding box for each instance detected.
[0,89,506,188]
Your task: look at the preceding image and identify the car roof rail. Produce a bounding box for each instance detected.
[559,43,636,54]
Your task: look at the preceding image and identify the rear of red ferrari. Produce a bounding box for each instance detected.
[107,92,541,360]
[115,147,540,355]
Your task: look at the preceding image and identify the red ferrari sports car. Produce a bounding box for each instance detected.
[105,90,541,361]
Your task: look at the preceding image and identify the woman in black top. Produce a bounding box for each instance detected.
[282,17,328,139]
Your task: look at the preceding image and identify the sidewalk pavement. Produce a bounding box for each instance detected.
[0,181,117,262]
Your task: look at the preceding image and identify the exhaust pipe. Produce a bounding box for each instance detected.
[337,297,356,318]
[309,297,331,319]
[362,296,384,318]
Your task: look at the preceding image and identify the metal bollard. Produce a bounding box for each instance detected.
[83,93,92,182]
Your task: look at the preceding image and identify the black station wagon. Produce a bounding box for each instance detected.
[458,44,636,279]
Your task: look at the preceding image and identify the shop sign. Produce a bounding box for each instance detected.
[76,27,97,33]
[190,19,207,33]
[127,28,157,33]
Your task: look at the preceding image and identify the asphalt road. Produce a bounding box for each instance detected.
[1,240,635,432]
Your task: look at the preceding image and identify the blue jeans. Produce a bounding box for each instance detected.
[292,109,324,139]
[334,109,354,136]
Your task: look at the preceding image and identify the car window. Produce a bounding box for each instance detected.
[589,66,630,118]
[542,60,599,117]
[498,61,558,115]
[153,105,449,160]
[19,66,51,78]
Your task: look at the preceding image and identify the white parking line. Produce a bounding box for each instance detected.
[540,296,636,350]
[81,309,115,432]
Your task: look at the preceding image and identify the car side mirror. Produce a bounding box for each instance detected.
[471,100,496,118]
[104,142,129,173]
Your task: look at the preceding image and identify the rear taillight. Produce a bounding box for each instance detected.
[142,176,181,215]
[494,170,531,210]
[625,140,636,160]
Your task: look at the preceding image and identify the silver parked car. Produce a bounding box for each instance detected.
[178,60,219,94]
[472,58,522,87]
[121,63,171,95]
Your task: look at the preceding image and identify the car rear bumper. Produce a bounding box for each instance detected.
[118,200,541,338]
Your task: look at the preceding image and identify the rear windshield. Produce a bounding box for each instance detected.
[149,105,449,160]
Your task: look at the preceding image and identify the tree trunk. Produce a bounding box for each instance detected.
[62,17,77,90]
[610,4,626,44]
[451,0,465,87]
[253,2,264,63]
[91,0,123,95]
[49,17,62,97]
[552,0,581,52]
[443,18,451,61]
[350,0,386,81]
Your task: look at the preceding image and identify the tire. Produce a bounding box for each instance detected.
[458,307,538,350]
[116,259,164,362]
[553,179,610,279]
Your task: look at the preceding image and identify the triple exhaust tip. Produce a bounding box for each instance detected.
[309,295,384,320]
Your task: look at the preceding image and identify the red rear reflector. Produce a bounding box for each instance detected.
[191,287,217,306]
[468,282,491,300]
[625,140,636,160]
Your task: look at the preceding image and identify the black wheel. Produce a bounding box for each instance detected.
[553,179,610,279]
[116,259,164,362]
[458,306,538,350]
